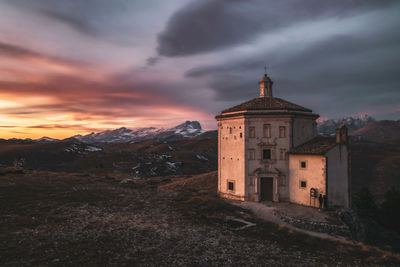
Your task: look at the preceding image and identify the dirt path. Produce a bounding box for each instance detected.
[231,200,353,244]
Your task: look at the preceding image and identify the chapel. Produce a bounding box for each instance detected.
[215,73,350,208]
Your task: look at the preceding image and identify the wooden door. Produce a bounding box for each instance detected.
[260,177,273,201]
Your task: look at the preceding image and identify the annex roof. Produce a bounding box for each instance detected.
[290,137,337,155]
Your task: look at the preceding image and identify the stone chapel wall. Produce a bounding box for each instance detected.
[289,154,326,207]
[218,117,246,200]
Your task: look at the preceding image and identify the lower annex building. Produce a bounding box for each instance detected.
[216,73,350,208]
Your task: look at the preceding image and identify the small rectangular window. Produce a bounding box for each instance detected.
[300,181,307,188]
[249,149,255,160]
[263,124,271,138]
[228,181,235,191]
[279,175,286,186]
[300,161,307,169]
[279,126,286,138]
[263,149,271,160]
[249,176,254,185]
[279,148,287,160]
[249,126,255,138]
[229,127,232,134]
[240,133,242,138]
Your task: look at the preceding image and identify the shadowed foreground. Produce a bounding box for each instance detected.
[1,170,399,266]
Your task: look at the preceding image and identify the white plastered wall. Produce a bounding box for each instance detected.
[218,117,246,200]
[289,154,326,207]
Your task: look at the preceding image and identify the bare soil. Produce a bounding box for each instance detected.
[1,169,399,266]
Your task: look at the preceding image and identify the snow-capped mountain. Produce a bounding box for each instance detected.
[317,115,376,136]
[70,121,205,143]
[170,121,202,135]
[35,136,60,143]
[71,127,158,143]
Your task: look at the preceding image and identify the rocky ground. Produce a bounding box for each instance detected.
[1,169,399,266]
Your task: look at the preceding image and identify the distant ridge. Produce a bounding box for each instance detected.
[4,116,395,144]
[6,121,206,144]
[317,115,376,136]
[352,120,400,143]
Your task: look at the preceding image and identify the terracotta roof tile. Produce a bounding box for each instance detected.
[290,137,337,155]
[221,97,312,113]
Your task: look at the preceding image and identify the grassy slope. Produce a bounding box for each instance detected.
[0,138,217,176]
[1,169,399,265]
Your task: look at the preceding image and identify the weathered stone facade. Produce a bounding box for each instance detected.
[216,74,350,208]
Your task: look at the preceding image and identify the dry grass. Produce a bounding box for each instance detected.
[1,169,399,266]
[159,171,217,192]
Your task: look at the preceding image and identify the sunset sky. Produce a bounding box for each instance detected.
[0,0,399,139]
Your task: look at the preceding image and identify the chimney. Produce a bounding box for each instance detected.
[336,125,348,144]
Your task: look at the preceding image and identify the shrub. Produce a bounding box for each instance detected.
[379,187,400,232]
[353,187,377,217]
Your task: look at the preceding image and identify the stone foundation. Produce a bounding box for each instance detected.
[272,209,351,238]
[219,192,246,201]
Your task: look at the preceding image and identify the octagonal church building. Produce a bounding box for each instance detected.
[216,73,350,208]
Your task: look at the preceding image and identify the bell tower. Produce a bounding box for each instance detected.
[259,71,273,97]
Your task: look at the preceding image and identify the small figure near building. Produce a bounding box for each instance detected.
[318,194,323,209]
[323,195,328,209]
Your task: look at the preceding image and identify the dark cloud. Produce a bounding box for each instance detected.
[25,124,85,129]
[0,124,100,133]
[0,42,42,58]
[41,9,99,37]
[0,41,89,67]
[10,131,30,135]
[146,56,162,66]
[4,0,165,44]
[157,0,397,57]
[183,20,400,118]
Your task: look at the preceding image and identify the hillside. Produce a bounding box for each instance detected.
[351,120,400,144]
[349,120,400,201]
[1,169,398,265]
[0,137,217,177]
[1,119,399,203]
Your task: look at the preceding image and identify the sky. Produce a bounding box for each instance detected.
[0,0,399,139]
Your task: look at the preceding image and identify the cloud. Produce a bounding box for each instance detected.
[182,17,400,119]
[146,56,162,66]
[0,69,212,132]
[0,42,43,58]
[41,9,100,37]
[24,124,99,132]
[0,41,89,69]
[3,0,178,45]
[157,0,397,57]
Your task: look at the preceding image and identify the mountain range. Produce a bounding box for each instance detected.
[317,114,376,136]
[0,117,398,198]
[3,116,395,144]
[5,121,206,144]
[71,120,206,143]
